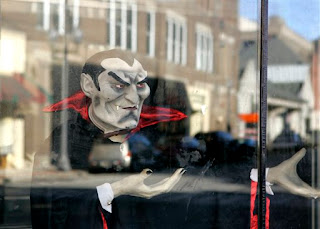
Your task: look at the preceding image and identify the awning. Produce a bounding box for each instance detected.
[238,113,259,123]
[12,73,47,103]
[0,73,48,104]
[0,76,32,103]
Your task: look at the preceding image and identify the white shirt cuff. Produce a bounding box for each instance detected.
[250,168,274,195]
[96,183,114,213]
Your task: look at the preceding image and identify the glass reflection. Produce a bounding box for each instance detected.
[0,0,319,228]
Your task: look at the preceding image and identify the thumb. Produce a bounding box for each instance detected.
[290,148,306,163]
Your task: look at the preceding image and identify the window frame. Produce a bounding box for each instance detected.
[166,12,187,65]
[107,0,137,52]
[195,23,214,73]
[146,11,156,57]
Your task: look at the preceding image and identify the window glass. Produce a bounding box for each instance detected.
[1,0,319,228]
[4,0,255,228]
[264,1,320,228]
[126,8,132,50]
[115,8,121,46]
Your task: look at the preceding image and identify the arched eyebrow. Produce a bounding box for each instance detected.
[137,78,148,84]
[108,71,130,86]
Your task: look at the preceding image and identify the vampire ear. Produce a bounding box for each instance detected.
[80,73,96,98]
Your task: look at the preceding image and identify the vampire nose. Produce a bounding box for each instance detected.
[125,85,139,104]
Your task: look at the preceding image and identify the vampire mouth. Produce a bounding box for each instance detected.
[123,106,138,111]
[116,105,138,111]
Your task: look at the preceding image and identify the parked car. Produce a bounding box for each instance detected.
[88,138,131,172]
[128,134,163,172]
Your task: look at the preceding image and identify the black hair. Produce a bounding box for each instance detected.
[81,49,135,91]
[82,63,105,91]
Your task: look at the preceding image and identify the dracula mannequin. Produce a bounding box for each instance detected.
[31,49,320,229]
[31,50,186,229]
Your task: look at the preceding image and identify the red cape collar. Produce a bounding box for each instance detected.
[43,90,187,136]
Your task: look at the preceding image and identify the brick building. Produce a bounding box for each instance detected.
[1,0,240,168]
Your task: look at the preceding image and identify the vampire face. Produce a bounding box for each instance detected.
[81,56,150,134]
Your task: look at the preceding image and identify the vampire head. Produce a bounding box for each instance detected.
[80,49,150,134]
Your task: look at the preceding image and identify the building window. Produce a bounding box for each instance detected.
[146,11,155,57]
[166,16,187,65]
[196,24,214,72]
[37,0,79,36]
[107,0,137,52]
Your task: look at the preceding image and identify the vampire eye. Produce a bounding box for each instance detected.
[137,83,146,88]
[115,84,125,89]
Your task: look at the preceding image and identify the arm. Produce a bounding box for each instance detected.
[97,168,186,213]
[267,148,320,198]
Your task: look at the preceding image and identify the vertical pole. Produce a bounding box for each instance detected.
[258,0,268,228]
[58,0,71,171]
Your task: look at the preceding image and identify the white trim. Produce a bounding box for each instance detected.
[72,0,80,29]
[31,2,38,13]
[181,23,187,65]
[202,34,208,70]
[147,11,156,57]
[58,0,65,35]
[208,35,214,72]
[150,11,156,56]
[43,0,50,31]
[195,23,211,34]
[174,22,180,64]
[219,33,235,44]
[131,3,137,52]
[196,32,201,69]
[167,18,173,61]
[268,97,305,109]
[166,10,186,23]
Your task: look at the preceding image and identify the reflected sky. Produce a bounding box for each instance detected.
[240,0,320,41]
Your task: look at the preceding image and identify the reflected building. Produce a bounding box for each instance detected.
[311,39,320,142]
[0,27,50,169]
[1,0,239,169]
[238,16,315,143]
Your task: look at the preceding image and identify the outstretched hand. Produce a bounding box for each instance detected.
[111,168,186,199]
[267,148,320,199]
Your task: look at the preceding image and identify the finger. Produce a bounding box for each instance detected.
[167,169,186,190]
[275,170,320,199]
[300,182,320,198]
[140,168,153,179]
[280,180,320,199]
[287,148,306,165]
[171,168,185,177]
[161,168,185,189]
[140,168,186,198]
